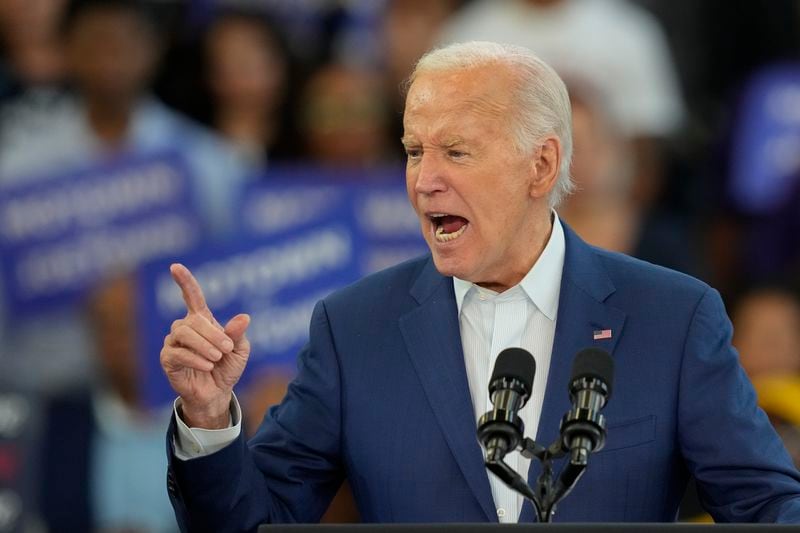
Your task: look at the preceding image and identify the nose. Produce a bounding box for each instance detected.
[411,152,448,195]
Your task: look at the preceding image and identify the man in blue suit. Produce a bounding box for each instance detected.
[161,42,800,531]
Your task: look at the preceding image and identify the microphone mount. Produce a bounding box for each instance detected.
[483,430,591,522]
[479,348,613,523]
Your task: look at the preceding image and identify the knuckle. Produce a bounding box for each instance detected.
[173,326,192,344]
[188,313,210,331]
[160,346,177,367]
[179,347,195,359]
[171,348,185,363]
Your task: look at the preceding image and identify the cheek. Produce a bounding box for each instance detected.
[405,171,418,207]
[472,195,527,245]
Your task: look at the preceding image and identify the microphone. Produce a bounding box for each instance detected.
[477,348,536,462]
[559,348,614,466]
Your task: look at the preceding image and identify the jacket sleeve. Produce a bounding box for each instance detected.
[678,287,800,523]
[167,299,345,532]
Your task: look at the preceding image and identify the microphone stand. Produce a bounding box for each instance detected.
[485,436,587,523]
[480,350,612,522]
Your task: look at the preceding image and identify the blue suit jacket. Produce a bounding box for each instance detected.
[167,225,800,531]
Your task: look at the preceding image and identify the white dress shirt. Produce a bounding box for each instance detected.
[173,397,242,461]
[455,214,565,522]
[174,215,566,524]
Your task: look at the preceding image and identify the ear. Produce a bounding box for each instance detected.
[529,136,562,200]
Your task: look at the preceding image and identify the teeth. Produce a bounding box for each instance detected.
[435,223,468,242]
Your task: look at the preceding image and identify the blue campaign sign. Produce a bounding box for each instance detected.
[240,166,429,275]
[136,168,429,408]
[137,222,360,408]
[350,183,429,274]
[729,64,800,213]
[0,152,205,316]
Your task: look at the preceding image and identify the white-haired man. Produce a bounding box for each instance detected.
[162,42,800,530]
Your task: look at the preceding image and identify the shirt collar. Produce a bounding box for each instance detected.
[453,211,565,321]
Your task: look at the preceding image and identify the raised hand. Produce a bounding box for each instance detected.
[160,263,251,428]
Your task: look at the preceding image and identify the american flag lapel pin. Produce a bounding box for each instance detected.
[593,329,612,340]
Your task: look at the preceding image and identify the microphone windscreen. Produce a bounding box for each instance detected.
[570,348,614,397]
[491,348,536,393]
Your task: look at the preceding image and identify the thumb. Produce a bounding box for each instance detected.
[224,313,251,346]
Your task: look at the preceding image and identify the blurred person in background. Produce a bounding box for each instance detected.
[38,274,177,533]
[624,1,800,299]
[0,0,247,397]
[557,81,635,252]
[379,0,461,149]
[0,0,247,236]
[439,0,685,210]
[0,0,66,100]
[734,286,800,466]
[203,8,299,169]
[298,62,395,169]
[558,80,702,277]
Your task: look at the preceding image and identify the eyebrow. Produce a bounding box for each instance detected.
[442,137,465,147]
[400,136,466,147]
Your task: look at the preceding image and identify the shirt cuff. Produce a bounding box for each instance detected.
[172,394,242,461]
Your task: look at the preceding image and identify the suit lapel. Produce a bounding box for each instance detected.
[519,225,627,522]
[399,259,497,522]
[399,226,629,523]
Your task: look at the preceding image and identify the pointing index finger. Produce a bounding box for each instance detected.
[170,263,209,315]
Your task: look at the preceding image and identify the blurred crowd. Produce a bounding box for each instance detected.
[1,0,800,531]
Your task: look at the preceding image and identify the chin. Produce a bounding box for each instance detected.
[430,252,472,281]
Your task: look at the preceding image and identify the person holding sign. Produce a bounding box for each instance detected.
[161,41,800,530]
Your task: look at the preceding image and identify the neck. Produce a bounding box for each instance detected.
[477,211,554,293]
[85,97,135,145]
[216,106,275,147]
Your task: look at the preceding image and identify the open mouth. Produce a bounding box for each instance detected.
[429,213,469,243]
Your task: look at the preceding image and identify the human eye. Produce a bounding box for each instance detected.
[447,148,468,160]
[405,146,422,160]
